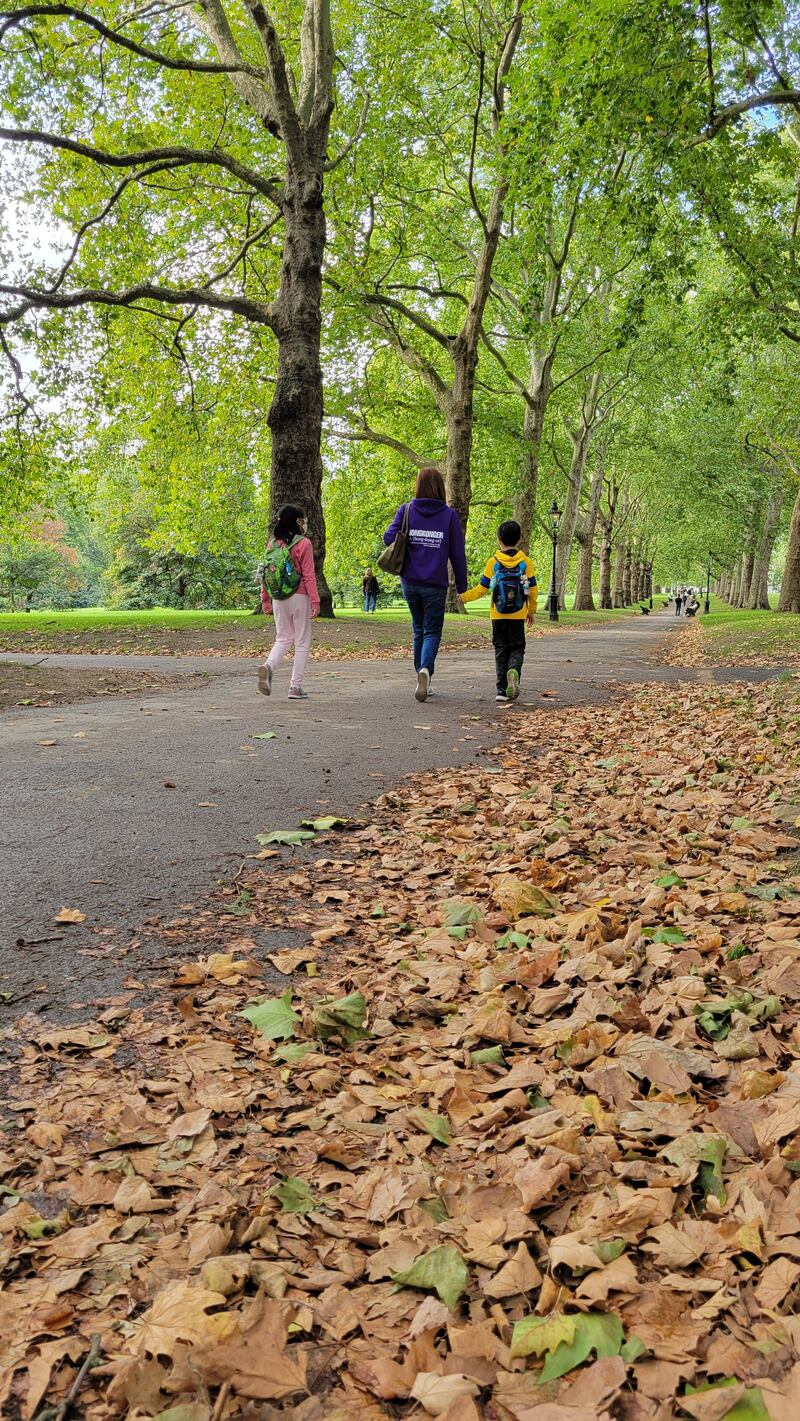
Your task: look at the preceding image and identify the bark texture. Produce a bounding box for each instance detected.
[749,486,782,609]
[778,484,800,612]
[556,371,601,608]
[269,158,332,612]
[572,451,605,611]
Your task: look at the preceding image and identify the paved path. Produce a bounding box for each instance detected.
[0,614,783,1017]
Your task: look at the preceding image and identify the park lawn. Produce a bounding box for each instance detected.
[666,597,800,667]
[0,601,641,657]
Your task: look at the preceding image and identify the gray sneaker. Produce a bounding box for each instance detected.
[288,685,308,700]
[415,668,430,702]
[506,669,520,701]
[257,665,272,696]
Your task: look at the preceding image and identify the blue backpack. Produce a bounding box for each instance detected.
[491,557,529,615]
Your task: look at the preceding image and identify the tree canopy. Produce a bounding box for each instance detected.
[1,0,800,611]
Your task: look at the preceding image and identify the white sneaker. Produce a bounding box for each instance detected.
[415,668,430,702]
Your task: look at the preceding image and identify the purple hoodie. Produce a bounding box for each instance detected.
[383,498,468,593]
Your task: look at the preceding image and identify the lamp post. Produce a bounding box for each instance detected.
[547,500,561,622]
[704,554,712,615]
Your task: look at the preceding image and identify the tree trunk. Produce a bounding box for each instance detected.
[612,542,625,607]
[622,546,633,605]
[573,452,605,610]
[599,529,613,608]
[778,484,800,612]
[730,561,743,608]
[736,547,755,608]
[360,11,522,613]
[514,349,555,550]
[556,371,601,608]
[749,486,782,609]
[269,155,333,615]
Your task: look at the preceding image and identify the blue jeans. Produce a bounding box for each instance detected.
[402,580,447,677]
[364,593,377,613]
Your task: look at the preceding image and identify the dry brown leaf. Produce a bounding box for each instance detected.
[410,1372,480,1417]
[198,1296,307,1400]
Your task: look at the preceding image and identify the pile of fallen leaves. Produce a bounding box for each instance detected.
[3,677,800,1421]
[662,620,800,671]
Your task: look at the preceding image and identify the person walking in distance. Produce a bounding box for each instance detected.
[257,505,320,701]
[461,519,538,704]
[382,466,468,702]
[362,567,380,613]
[674,589,683,617]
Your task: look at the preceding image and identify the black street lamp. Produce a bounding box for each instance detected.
[547,499,561,622]
[704,554,712,615]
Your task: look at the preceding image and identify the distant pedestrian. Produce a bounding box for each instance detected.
[382,466,467,702]
[257,504,320,701]
[461,519,538,704]
[362,567,380,613]
[674,591,683,616]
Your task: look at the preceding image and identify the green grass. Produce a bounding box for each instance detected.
[0,599,644,659]
[692,597,800,665]
[0,607,255,634]
[0,600,639,635]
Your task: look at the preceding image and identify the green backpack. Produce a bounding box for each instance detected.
[262,536,301,600]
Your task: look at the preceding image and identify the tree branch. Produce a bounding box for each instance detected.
[0,281,275,326]
[243,0,303,160]
[331,420,433,469]
[0,3,266,74]
[689,88,800,144]
[324,90,369,172]
[361,290,454,352]
[191,0,277,129]
[201,212,281,288]
[48,159,187,293]
[479,324,536,408]
[0,126,284,205]
[467,43,488,236]
[702,0,715,124]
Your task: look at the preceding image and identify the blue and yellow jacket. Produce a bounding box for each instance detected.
[462,548,538,620]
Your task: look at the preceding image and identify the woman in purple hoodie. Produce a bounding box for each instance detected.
[383,467,468,702]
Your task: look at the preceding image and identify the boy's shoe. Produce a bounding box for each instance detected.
[506,669,520,701]
[257,665,272,697]
[495,691,508,704]
[288,685,308,700]
[415,668,430,702]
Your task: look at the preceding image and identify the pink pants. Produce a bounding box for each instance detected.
[266,593,312,686]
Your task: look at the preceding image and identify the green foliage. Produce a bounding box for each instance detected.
[392,1245,470,1310]
[1,0,799,598]
[239,992,299,1042]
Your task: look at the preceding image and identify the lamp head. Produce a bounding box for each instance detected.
[549,499,561,532]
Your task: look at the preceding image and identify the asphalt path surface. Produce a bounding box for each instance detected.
[0,613,785,1018]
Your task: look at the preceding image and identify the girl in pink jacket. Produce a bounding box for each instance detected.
[258,505,320,700]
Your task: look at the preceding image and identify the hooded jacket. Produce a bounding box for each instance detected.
[462,547,538,620]
[383,498,468,592]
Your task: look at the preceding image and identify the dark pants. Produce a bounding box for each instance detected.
[492,619,526,694]
[402,580,447,676]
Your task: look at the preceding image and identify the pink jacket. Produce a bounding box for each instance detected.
[260,536,320,615]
